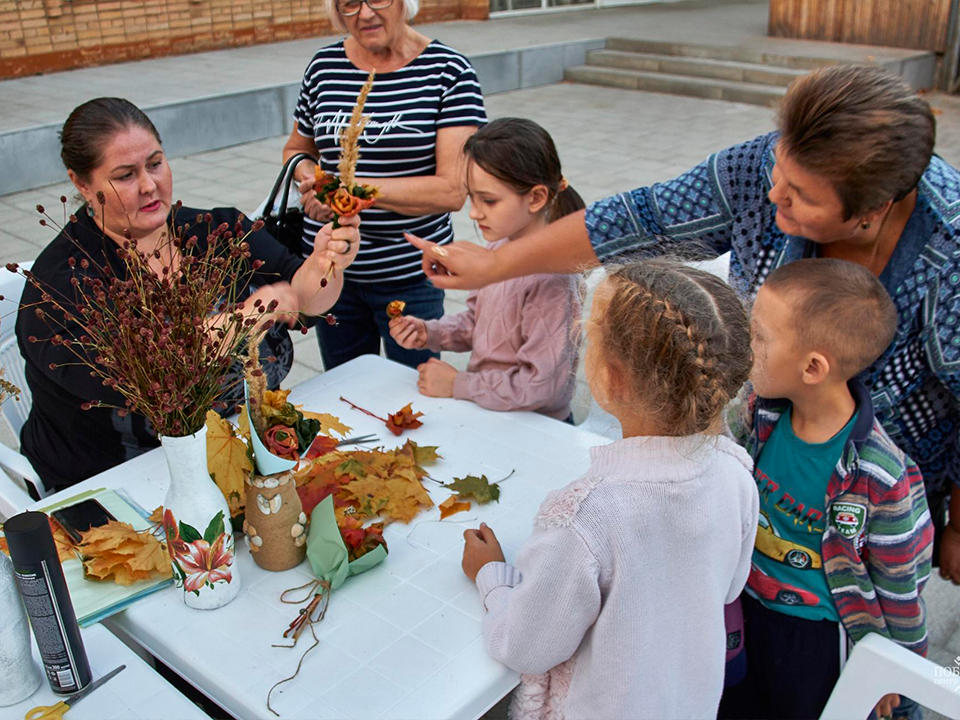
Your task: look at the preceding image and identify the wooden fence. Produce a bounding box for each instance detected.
[768,0,955,53]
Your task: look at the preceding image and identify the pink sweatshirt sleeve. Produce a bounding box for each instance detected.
[452,276,579,413]
[423,291,478,353]
[475,525,601,675]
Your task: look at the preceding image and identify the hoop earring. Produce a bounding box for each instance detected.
[860,221,871,230]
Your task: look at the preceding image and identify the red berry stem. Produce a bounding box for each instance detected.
[339,396,388,424]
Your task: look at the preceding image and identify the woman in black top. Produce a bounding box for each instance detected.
[282,0,486,371]
[18,98,360,492]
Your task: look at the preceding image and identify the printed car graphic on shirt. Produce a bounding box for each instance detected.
[748,565,821,607]
[755,510,822,570]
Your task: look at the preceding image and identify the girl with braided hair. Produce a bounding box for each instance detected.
[460,258,759,720]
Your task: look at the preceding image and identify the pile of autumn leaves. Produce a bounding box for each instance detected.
[76,521,171,585]
[206,401,500,528]
[1,405,501,587]
[0,516,172,586]
[206,398,440,525]
[296,439,438,524]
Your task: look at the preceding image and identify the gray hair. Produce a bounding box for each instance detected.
[324,0,419,32]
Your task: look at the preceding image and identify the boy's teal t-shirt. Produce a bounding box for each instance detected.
[746,406,858,622]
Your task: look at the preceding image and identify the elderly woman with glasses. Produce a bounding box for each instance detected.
[282,0,486,371]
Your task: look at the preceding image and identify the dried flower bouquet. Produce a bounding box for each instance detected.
[12,198,282,438]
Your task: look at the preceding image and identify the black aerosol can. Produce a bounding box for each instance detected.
[4,511,92,694]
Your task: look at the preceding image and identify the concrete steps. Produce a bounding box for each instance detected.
[586,50,806,87]
[564,65,788,108]
[563,39,836,108]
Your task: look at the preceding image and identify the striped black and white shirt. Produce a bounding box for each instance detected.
[294,40,486,283]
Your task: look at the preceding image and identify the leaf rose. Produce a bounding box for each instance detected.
[327,188,363,218]
[263,424,299,460]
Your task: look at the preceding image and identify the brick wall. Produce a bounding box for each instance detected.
[0,0,489,79]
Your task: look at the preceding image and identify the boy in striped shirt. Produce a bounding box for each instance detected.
[722,258,933,720]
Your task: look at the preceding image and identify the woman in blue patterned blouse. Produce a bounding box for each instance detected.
[407,64,960,582]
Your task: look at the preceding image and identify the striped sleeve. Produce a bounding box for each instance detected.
[437,60,486,128]
[294,52,319,138]
[864,456,934,654]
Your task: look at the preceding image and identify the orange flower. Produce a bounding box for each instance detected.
[327,188,363,218]
[264,424,299,460]
[162,509,189,558]
[314,167,333,188]
[386,300,406,319]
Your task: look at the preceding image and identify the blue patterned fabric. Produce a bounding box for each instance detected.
[586,132,960,493]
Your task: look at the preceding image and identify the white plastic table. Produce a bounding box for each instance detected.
[33,355,608,720]
[1,623,210,720]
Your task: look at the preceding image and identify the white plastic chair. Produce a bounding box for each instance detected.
[0,263,46,517]
[0,336,31,438]
[0,262,29,345]
[819,633,960,720]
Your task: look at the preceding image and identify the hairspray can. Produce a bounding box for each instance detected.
[4,511,92,694]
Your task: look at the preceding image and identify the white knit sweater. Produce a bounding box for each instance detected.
[475,435,759,720]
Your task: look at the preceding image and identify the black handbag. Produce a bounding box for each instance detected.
[259,152,316,256]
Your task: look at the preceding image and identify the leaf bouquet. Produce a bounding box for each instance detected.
[245,341,321,472]
[314,70,380,287]
[205,340,351,521]
[264,437,444,711]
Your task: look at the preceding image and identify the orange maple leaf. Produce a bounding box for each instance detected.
[304,434,340,461]
[386,403,423,435]
[78,521,171,586]
[205,410,252,518]
[340,397,423,436]
[296,440,438,524]
[438,496,471,520]
[1,517,77,563]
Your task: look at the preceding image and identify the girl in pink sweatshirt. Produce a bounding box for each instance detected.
[390,118,584,422]
[461,259,760,720]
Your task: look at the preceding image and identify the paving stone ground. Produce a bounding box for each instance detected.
[2,81,959,711]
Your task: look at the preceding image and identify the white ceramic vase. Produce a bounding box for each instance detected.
[161,427,240,610]
[0,552,41,706]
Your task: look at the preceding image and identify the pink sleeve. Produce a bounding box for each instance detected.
[423,291,478,353]
[452,276,580,413]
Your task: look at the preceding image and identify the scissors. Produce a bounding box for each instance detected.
[25,665,125,720]
[336,435,378,446]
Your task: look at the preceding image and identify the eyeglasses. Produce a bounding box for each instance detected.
[337,0,394,16]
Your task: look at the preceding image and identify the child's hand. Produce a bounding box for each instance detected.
[462,523,505,582]
[939,524,960,585]
[389,315,427,349]
[417,358,457,397]
[874,693,900,719]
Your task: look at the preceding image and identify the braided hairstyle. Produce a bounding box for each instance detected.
[598,259,752,435]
